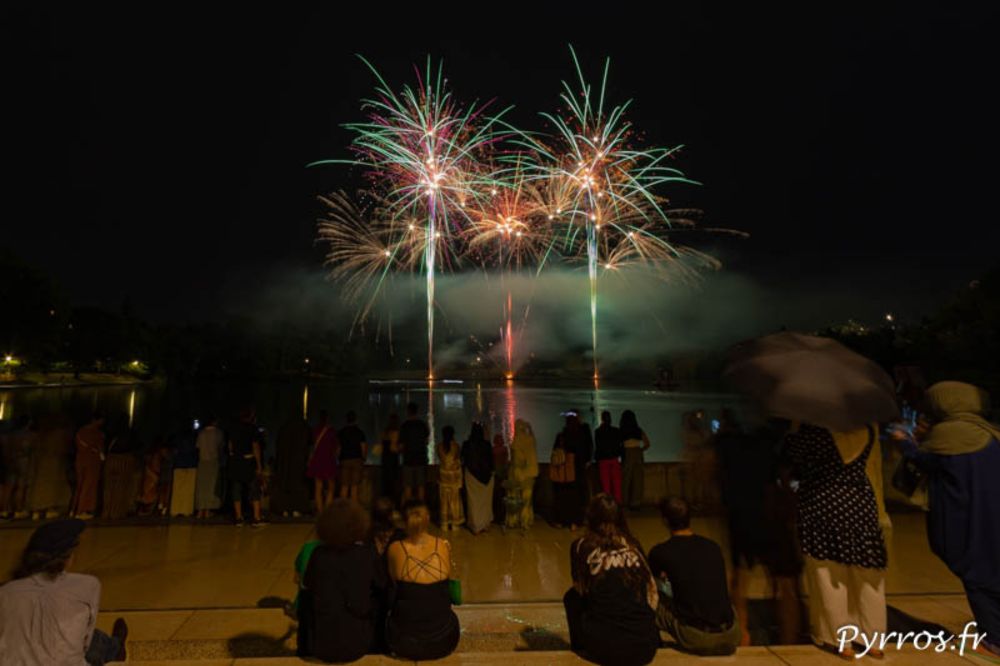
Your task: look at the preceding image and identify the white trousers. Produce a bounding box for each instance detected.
[804,555,886,647]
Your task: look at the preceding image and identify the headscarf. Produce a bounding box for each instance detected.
[921,381,1000,455]
[462,422,494,485]
[511,419,539,479]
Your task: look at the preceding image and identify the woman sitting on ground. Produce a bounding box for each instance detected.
[300,499,386,662]
[564,493,660,666]
[386,500,460,660]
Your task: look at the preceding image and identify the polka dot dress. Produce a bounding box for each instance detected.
[785,424,887,569]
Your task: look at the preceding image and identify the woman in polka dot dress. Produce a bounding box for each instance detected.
[784,423,887,657]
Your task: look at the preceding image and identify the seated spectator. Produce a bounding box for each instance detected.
[300,499,386,662]
[563,493,659,666]
[385,500,460,660]
[0,519,128,665]
[648,497,741,655]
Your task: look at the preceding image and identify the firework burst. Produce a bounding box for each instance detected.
[311,56,511,379]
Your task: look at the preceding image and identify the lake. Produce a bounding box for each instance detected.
[0,380,742,462]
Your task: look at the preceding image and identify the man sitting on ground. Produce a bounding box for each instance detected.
[647,496,741,655]
[0,519,128,665]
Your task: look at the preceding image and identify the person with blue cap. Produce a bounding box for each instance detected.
[0,518,128,665]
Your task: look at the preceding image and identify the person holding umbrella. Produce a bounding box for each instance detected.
[724,332,898,657]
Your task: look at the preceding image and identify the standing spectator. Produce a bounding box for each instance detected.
[620,410,651,511]
[379,413,401,504]
[564,410,594,508]
[337,411,368,501]
[371,496,405,557]
[195,415,225,519]
[890,381,1000,657]
[506,419,539,530]
[563,494,659,666]
[272,414,312,517]
[385,500,460,660]
[594,410,624,504]
[306,410,338,513]
[399,403,431,503]
[101,414,140,521]
[715,411,801,645]
[784,423,887,658]
[462,422,494,535]
[139,436,173,516]
[436,425,464,530]
[28,420,74,520]
[0,519,129,665]
[680,410,715,510]
[170,421,199,517]
[2,415,36,520]
[648,497,741,656]
[229,409,265,527]
[492,431,510,524]
[550,426,581,530]
[71,412,105,520]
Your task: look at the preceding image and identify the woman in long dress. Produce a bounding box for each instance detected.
[195,416,225,518]
[71,413,106,519]
[621,410,651,511]
[461,422,494,535]
[307,410,339,512]
[506,419,538,530]
[436,425,464,530]
[784,423,887,658]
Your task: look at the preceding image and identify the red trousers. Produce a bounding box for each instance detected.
[598,459,622,504]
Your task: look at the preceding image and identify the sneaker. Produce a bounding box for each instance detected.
[112,617,128,662]
[13,511,29,520]
[292,511,302,518]
[235,518,245,527]
[251,520,269,528]
[77,513,94,521]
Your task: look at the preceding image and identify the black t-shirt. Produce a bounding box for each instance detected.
[399,418,430,467]
[647,535,733,628]
[228,421,259,482]
[338,424,367,461]
[230,421,258,458]
[594,424,623,461]
[569,537,658,639]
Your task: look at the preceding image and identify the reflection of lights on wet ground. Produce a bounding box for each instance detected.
[127,389,136,427]
[0,393,9,420]
[302,385,309,420]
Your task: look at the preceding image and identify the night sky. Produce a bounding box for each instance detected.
[4,4,998,324]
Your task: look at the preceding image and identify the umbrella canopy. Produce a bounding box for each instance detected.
[724,332,899,432]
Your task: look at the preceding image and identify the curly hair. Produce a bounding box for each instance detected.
[316,499,370,550]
